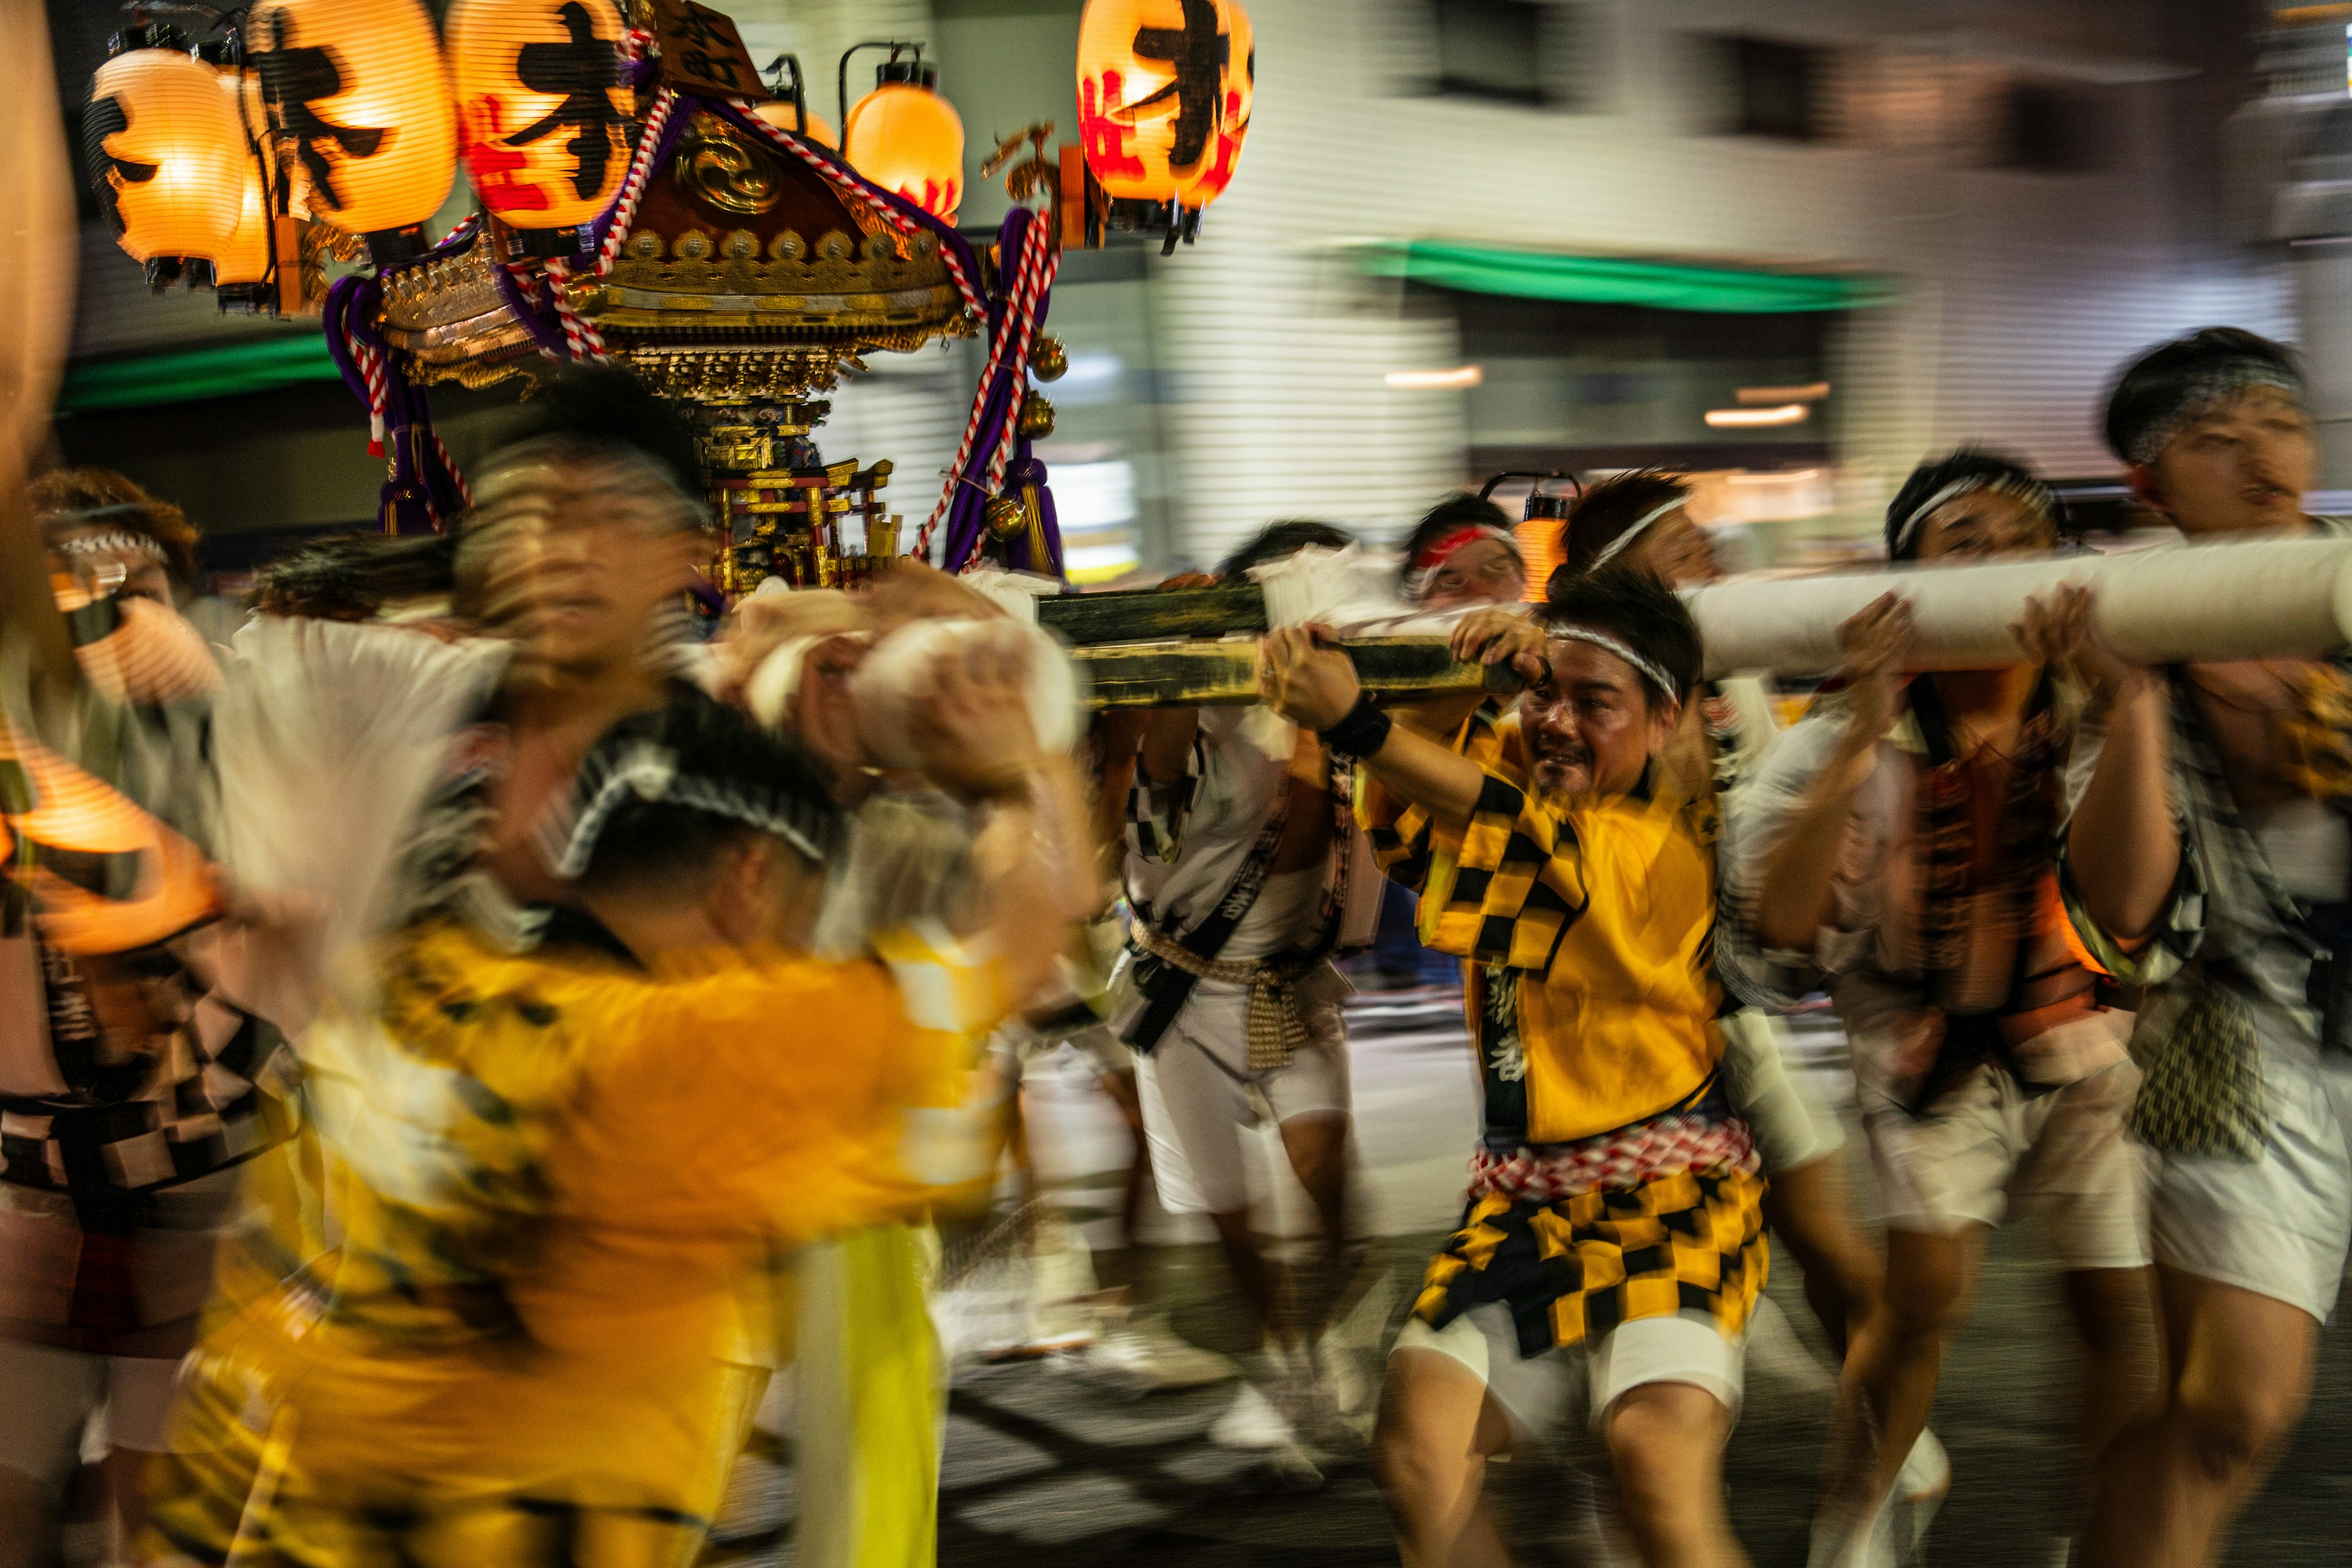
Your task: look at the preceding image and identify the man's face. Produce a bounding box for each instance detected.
[1422,536,1526,608]
[472,454,706,677]
[1623,507,1719,587]
[47,526,175,607]
[1517,638,1678,798]
[2138,386,2316,537]
[1912,490,2054,564]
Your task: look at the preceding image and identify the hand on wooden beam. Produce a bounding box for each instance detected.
[1258,625,1363,732]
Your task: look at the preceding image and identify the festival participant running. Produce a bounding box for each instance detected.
[2068,329,2350,1568]
[0,470,294,1568]
[1267,569,1768,1568]
[202,682,1075,1566]
[1108,521,1384,1466]
[1732,451,2158,1566]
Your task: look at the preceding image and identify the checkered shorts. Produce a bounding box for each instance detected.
[1412,1165,1769,1357]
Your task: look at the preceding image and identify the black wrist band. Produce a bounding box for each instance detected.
[1319,693,1392,758]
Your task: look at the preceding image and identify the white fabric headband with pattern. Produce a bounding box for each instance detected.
[1586,497,1686,573]
[1546,625,1679,699]
[543,739,831,878]
[1891,472,2057,557]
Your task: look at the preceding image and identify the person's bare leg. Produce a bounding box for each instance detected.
[1374,1348,1515,1568]
[102,1447,154,1566]
[1604,1381,1746,1568]
[0,1469,58,1568]
[1820,1226,1980,1540]
[1761,1156,1882,1362]
[2059,1266,2160,1466]
[1205,1205,1277,1346]
[1093,1067,1150,1295]
[2081,1267,2317,1568]
[1278,1110,1351,1339]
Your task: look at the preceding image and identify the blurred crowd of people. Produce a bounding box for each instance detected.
[0,323,2345,1568]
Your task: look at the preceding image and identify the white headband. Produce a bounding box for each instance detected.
[1586,497,1686,573]
[540,739,832,878]
[1544,625,1679,700]
[1891,473,2057,558]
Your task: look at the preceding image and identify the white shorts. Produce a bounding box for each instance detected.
[1392,1304,1744,1442]
[1133,984,1349,1215]
[1719,1009,1845,1176]
[2147,1039,2352,1324]
[0,1339,186,1493]
[1864,1058,2149,1272]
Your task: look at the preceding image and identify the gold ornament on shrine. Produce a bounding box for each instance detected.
[1017,393,1057,439]
[84,48,249,265]
[447,0,632,231]
[247,0,456,254]
[1076,0,1252,208]
[984,493,1028,540]
[1030,335,1068,381]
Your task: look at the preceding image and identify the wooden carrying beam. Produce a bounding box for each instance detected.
[1036,583,1268,645]
[1076,637,1518,709]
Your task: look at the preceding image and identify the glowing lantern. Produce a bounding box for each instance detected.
[1175,0,1250,206]
[83,49,247,264]
[753,99,837,150]
[212,71,273,285]
[1077,0,1251,208]
[447,0,631,229]
[842,67,962,224]
[247,0,456,246]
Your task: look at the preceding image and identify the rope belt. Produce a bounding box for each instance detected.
[1128,918,1320,1072]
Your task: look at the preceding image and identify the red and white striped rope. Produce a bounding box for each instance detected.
[352,336,390,455]
[920,217,1052,557]
[537,85,679,362]
[1466,1117,1760,1203]
[432,431,472,510]
[984,233,1058,490]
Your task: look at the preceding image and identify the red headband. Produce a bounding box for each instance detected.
[1413,524,1520,573]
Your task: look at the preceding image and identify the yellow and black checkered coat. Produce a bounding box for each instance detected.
[1361,707,1766,1355]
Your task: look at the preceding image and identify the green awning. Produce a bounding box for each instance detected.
[1357,240,1892,314]
[59,334,347,413]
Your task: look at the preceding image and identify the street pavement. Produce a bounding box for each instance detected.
[703,990,2352,1567]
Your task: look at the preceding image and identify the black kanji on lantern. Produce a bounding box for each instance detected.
[80,95,157,234]
[1126,0,1229,168]
[255,9,384,214]
[510,1,625,199]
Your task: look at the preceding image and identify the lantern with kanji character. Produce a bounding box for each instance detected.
[1175,0,1250,206]
[842,64,963,224]
[83,48,247,266]
[448,0,631,230]
[1077,0,1251,208]
[753,99,837,150]
[211,70,272,285]
[246,0,456,256]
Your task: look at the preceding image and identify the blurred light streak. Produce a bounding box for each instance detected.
[1705,404,1809,428]
[1735,382,1830,404]
[1384,366,1483,390]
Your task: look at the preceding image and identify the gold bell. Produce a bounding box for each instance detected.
[1030,335,1068,382]
[984,494,1027,539]
[1017,393,1057,439]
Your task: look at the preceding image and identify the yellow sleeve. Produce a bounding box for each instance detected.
[1415,763,1590,973]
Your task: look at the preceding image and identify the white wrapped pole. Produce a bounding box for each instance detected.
[1684,538,2352,678]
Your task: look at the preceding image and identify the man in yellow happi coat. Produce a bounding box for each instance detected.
[1261,568,1766,1568]
[146,674,1083,1567]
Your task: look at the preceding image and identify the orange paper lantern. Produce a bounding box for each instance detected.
[448,0,631,228]
[212,70,273,284]
[247,0,456,237]
[842,80,962,224]
[1077,0,1251,207]
[753,99,837,150]
[83,49,247,263]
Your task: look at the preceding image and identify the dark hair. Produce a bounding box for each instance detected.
[500,363,707,499]
[1883,448,2056,562]
[573,695,844,897]
[1214,519,1355,582]
[1561,469,1689,576]
[1539,565,1703,707]
[2103,326,2305,466]
[254,532,459,620]
[29,467,200,587]
[1398,492,1515,585]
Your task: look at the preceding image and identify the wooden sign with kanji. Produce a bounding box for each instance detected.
[650,0,763,99]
